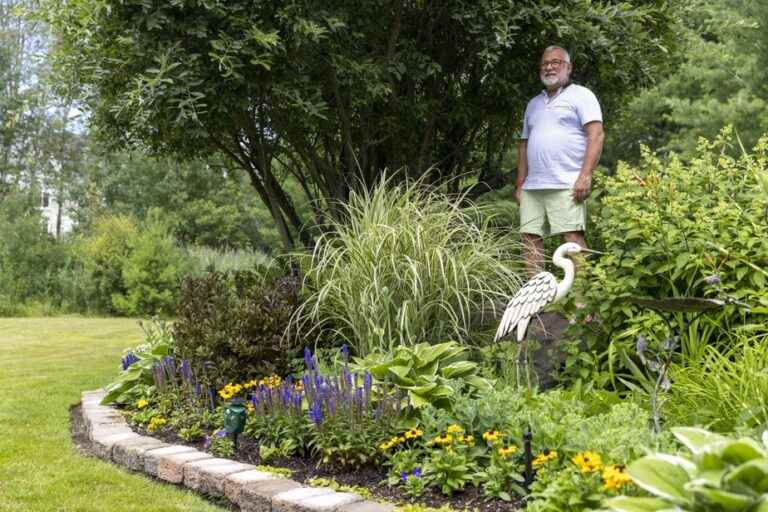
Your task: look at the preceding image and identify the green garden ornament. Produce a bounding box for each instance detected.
[223,399,246,447]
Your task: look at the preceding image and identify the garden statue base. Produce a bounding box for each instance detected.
[75,389,394,512]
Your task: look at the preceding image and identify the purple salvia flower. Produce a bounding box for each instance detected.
[364,371,372,392]
[340,344,350,362]
[194,383,201,398]
[304,347,316,371]
[309,400,323,426]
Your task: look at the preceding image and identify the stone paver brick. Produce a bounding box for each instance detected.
[238,479,302,512]
[223,470,278,506]
[91,432,141,460]
[112,437,169,471]
[272,486,335,512]
[293,491,362,512]
[183,458,254,496]
[156,450,213,484]
[337,501,395,512]
[144,445,198,476]
[90,425,134,443]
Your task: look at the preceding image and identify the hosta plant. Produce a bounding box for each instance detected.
[605,427,768,512]
[354,341,491,409]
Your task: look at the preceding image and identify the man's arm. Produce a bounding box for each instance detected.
[572,121,604,202]
[514,139,528,204]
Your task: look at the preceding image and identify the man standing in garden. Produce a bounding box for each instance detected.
[514,46,604,276]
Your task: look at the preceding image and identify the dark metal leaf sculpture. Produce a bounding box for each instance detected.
[626,297,727,313]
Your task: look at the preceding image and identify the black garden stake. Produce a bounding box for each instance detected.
[523,427,534,490]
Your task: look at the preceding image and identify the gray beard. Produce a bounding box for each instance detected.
[541,75,561,87]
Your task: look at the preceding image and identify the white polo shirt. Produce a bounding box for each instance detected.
[521,84,602,190]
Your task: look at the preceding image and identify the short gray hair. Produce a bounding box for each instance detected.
[542,45,571,63]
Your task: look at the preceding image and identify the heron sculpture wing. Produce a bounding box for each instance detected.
[494,271,558,342]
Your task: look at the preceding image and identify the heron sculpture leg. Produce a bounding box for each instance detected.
[516,317,534,389]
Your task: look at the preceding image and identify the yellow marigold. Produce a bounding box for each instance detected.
[136,399,149,409]
[533,450,558,468]
[572,451,603,474]
[498,445,518,458]
[482,430,503,444]
[446,424,464,434]
[602,464,632,491]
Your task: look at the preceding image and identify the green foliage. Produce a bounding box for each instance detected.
[667,332,768,432]
[37,0,681,250]
[185,245,275,277]
[605,0,768,167]
[111,212,191,316]
[309,412,396,469]
[0,189,69,312]
[295,178,524,355]
[605,427,768,512]
[206,431,235,458]
[101,318,174,405]
[173,271,301,386]
[354,341,490,410]
[564,131,768,385]
[422,446,479,496]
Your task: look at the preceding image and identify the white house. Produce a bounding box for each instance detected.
[40,187,75,238]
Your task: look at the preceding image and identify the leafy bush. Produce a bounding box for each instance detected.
[0,189,69,312]
[111,213,191,316]
[185,245,275,276]
[294,177,524,356]
[563,130,768,383]
[173,271,301,385]
[606,427,768,512]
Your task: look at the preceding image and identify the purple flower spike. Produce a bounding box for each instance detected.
[304,347,316,371]
[309,400,323,426]
[364,371,372,391]
[340,344,350,362]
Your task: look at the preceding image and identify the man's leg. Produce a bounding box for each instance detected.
[561,230,587,248]
[522,232,545,277]
[519,189,547,278]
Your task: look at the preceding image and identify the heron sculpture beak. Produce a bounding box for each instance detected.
[580,248,605,257]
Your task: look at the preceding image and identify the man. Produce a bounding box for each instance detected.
[514,46,604,276]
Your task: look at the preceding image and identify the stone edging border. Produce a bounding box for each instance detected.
[80,389,394,512]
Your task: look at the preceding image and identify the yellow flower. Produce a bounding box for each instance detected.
[404,428,423,440]
[432,433,454,446]
[446,424,464,435]
[533,450,558,468]
[136,399,149,409]
[294,381,304,392]
[602,464,632,491]
[572,451,603,474]
[498,445,518,458]
[482,430,503,444]
[461,435,475,446]
[246,402,255,413]
[147,416,167,432]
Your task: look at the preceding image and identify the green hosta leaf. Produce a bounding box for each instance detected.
[414,342,464,367]
[673,427,727,455]
[603,496,683,512]
[387,365,415,385]
[409,391,431,408]
[428,385,454,398]
[724,459,768,493]
[711,438,767,465]
[407,382,438,396]
[463,375,493,391]
[440,360,478,378]
[690,486,753,510]
[628,455,693,503]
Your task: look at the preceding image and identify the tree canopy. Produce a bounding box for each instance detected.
[39,0,681,249]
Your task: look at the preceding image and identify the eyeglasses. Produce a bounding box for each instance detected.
[540,59,568,69]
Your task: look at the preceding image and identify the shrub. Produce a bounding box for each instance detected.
[111,213,191,316]
[562,129,768,383]
[80,214,138,313]
[173,271,301,385]
[185,245,275,276]
[294,176,524,357]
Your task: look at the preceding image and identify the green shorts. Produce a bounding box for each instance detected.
[519,188,586,237]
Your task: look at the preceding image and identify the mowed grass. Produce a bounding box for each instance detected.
[0,317,225,512]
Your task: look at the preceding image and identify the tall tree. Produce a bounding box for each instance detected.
[38,0,680,250]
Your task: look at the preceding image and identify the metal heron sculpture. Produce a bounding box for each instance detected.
[494,242,601,343]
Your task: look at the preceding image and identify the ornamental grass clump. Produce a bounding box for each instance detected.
[293,176,524,356]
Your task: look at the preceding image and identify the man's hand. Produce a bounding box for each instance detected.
[513,186,522,204]
[572,173,592,203]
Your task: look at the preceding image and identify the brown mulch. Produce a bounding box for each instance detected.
[130,423,523,511]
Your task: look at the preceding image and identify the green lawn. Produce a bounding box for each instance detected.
[0,317,226,512]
